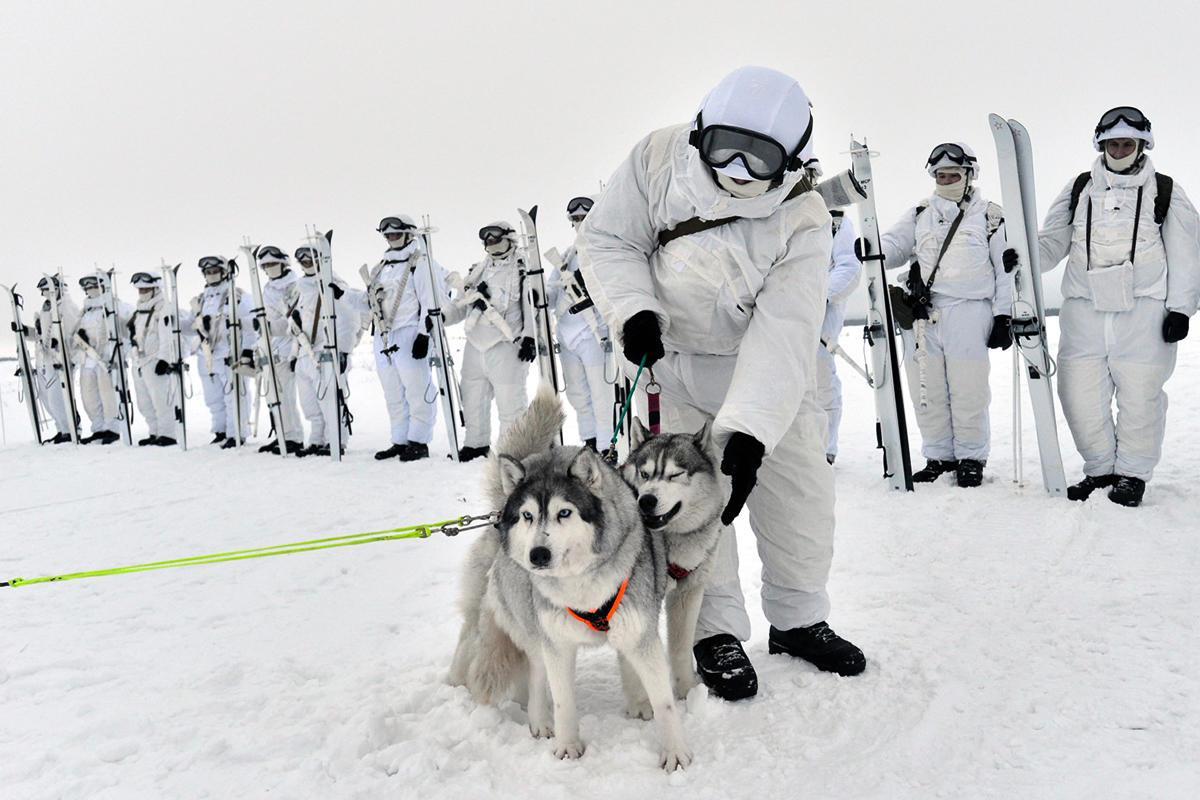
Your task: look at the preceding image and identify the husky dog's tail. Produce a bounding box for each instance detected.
[450,383,563,698]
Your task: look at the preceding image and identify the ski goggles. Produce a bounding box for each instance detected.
[198,256,228,271]
[925,143,977,170]
[294,247,317,264]
[130,272,159,286]
[78,276,100,288]
[691,112,813,181]
[257,245,289,264]
[378,216,417,234]
[566,196,594,216]
[478,225,514,244]
[37,276,60,290]
[1096,106,1150,135]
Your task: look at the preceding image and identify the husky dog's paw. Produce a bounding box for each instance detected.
[673,672,701,701]
[529,720,554,739]
[552,739,585,760]
[660,745,694,772]
[624,697,654,720]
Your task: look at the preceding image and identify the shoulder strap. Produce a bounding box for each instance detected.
[1154,172,1173,226]
[1068,172,1092,223]
[985,202,1005,240]
[914,203,928,221]
[1129,185,1145,265]
[655,175,814,249]
[923,204,969,293]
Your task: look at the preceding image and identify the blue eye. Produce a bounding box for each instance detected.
[522,511,533,523]
[558,509,572,519]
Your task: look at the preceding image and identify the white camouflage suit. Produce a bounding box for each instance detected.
[33,294,81,435]
[365,240,450,447]
[817,213,862,459]
[443,247,535,449]
[578,123,836,641]
[73,292,129,436]
[129,288,179,439]
[291,272,360,447]
[1039,156,1200,481]
[547,245,615,445]
[189,282,258,439]
[258,269,304,444]
[881,191,1013,463]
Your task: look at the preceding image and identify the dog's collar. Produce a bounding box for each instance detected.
[667,563,691,581]
[566,578,630,633]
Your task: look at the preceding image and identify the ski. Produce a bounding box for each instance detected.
[988,115,1067,496]
[98,269,135,446]
[160,260,189,450]
[1,283,46,444]
[517,207,563,393]
[417,218,466,461]
[44,273,81,445]
[226,260,246,448]
[849,137,914,491]
[240,241,289,458]
[307,227,346,461]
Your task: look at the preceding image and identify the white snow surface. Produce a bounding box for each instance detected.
[1,323,1198,799]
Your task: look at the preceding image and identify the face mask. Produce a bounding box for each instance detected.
[715,171,771,199]
[934,173,968,202]
[138,289,156,304]
[203,271,225,286]
[84,287,102,299]
[485,240,512,257]
[387,234,413,250]
[300,263,318,276]
[263,264,285,280]
[1105,149,1139,173]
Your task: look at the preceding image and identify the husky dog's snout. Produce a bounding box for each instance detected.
[529,546,552,568]
[638,494,658,513]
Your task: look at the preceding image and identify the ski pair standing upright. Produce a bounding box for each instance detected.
[2,283,46,443]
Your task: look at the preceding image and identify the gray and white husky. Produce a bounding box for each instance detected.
[449,385,692,771]
[622,417,726,707]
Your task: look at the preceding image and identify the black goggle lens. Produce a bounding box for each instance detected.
[926,143,976,168]
[566,197,594,215]
[479,226,511,244]
[1097,106,1150,133]
[698,125,788,181]
[198,256,226,270]
[378,217,416,234]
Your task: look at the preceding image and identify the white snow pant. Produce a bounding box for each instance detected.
[815,347,842,458]
[266,360,304,444]
[1057,297,1176,482]
[374,327,437,445]
[560,335,615,445]
[134,365,175,438]
[295,355,349,446]
[198,360,249,439]
[460,340,530,449]
[647,353,835,643]
[899,299,993,462]
[78,363,118,435]
[38,365,73,434]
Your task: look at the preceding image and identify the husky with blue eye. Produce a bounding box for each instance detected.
[449,385,692,771]
[621,417,726,707]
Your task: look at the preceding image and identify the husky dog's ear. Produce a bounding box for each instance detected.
[693,419,713,449]
[631,416,652,449]
[497,454,526,495]
[568,447,605,491]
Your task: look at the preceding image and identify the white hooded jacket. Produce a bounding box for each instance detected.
[576,122,831,454]
[822,215,862,342]
[1038,156,1200,315]
[547,245,610,352]
[366,239,449,335]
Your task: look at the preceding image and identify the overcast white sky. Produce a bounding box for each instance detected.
[2,0,1198,342]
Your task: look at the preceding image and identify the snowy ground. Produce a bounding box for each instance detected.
[2,321,1198,799]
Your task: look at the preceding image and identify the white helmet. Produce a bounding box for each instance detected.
[1093,106,1154,151]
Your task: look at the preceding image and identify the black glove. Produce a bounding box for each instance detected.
[424,314,434,333]
[987,315,1013,350]
[621,310,664,368]
[517,336,536,362]
[1002,248,1020,274]
[338,352,348,373]
[154,359,172,376]
[10,321,27,335]
[1163,311,1190,343]
[471,297,488,312]
[853,238,872,262]
[51,337,59,350]
[330,283,344,300]
[720,432,766,526]
[288,357,297,372]
[252,317,261,333]
[201,314,212,331]
[290,309,302,329]
[475,281,490,299]
[77,330,90,345]
[412,333,430,360]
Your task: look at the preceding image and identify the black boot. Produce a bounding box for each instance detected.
[98,431,121,445]
[258,441,281,454]
[211,432,226,445]
[285,441,306,456]
[458,445,490,462]
[138,436,157,446]
[153,436,177,447]
[1067,474,1117,501]
[400,442,429,462]
[1108,476,1146,508]
[693,634,758,701]
[220,437,238,450]
[768,622,866,677]
[956,459,984,488]
[374,442,407,460]
[307,443,330,457]
[49,432,72,444]
[80,432,101,444]
[913,459,956,483]
[584,437,598,452]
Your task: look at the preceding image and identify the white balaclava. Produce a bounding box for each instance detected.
[485,240,513,256]
[137,288,157,306]
[933,168,969,202]
[299,259,318,277]
[1095,116,1153,174]
[696,65,815,199]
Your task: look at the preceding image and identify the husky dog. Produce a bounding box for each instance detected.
[450,385,692,771]
[622,417,726,707]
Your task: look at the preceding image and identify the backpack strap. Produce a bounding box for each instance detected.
[985,201,1005,240]
[1154,172,1174,226]
[914,203,928,222]
[1068,172,1092,224]
[655,175,814,249]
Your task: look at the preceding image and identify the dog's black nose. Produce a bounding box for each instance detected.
[529,546,552,567]
[638,494,658,513]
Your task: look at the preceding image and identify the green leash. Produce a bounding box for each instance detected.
[602,355,648,464]
[0,512,499,589]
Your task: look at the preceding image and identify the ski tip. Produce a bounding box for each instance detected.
[987,113,1007,128]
